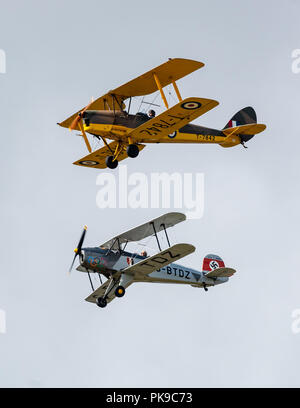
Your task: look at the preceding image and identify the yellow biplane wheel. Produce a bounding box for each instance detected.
[127,144,139,158]
[105,156,118,169]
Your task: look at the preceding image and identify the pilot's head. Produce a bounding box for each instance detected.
[148,110,155,118]
[141,250,148,257]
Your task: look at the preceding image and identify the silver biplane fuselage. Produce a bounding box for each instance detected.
[78,246,228,288]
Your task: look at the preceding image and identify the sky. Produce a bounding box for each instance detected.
[0,0,300,388]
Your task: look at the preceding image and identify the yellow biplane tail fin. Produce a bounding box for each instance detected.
[222,106,266,141]
[220,107,266,147]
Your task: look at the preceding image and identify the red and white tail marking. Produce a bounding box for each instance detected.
[202,254,225,272]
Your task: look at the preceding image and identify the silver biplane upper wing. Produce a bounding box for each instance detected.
[100,212,186,250]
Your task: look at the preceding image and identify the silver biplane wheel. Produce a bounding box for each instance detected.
[127,144,139,158]
[105,156,118,169]
[115,286,126,298]
[96,297,107,308]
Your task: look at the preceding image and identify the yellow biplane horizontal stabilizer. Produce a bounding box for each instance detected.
[73,141,145,169]
[128,97,219,143]
[222,123,266,136]
[220,123,266,148]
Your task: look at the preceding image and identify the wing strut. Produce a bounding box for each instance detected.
[150,221,162,251]
[106,237,122,254]
[153,73,169,109]
[151,221,171,250]
[86,268,95,291]
[172,80,182,102]
[97,273,103,285]
[161,223,171,248]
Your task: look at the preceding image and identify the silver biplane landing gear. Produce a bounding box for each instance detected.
[96,296,107,308]
[115,285,126,298]
[203,283,208,292]
[127,144,139,158]
[105,156,118,169]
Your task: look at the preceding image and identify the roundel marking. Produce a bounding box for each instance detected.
[90,257,100,267]
[168,131,177,139]
[209,260,219,270]
[181,101,202,110]
[79,160,99,166]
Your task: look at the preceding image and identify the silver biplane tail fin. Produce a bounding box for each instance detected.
[202,254,225,272]
[202,254,236,279]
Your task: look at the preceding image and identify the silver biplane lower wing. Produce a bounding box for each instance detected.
[85,243,195,304]
[85,278,123,305]
[100,212,186,250]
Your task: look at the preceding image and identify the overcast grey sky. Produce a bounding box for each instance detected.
[0,0,300,387]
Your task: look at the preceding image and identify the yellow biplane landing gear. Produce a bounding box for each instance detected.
[96,296,107,308]
[127,144,139,158]
[105,141,125,169]
[115,285,126,298]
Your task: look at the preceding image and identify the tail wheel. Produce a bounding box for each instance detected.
[115,286,126,298]
[127,144,139,158]
[96,297,107,308]
[106,156,118,169]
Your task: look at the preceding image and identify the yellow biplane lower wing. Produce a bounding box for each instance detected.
[73,141,145,169]
[128,97,219,143]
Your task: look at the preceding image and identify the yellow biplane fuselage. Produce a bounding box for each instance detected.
[83,110,237,146]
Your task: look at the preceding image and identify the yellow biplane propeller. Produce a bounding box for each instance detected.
[69,101,93,153]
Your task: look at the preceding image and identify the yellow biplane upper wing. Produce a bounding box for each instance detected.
[111,58,204,97]
[128,97,219,143]
[73,141,145,169]
[58,58,204,130]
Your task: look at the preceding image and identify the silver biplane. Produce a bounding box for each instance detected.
[69,213,236,308]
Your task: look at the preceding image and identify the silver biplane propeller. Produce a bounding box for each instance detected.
[69,226,87,274]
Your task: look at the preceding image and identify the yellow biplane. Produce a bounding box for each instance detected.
[58,58,266,169]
